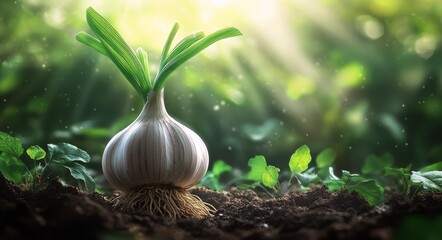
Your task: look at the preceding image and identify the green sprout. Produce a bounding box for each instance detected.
[76,7,242,102]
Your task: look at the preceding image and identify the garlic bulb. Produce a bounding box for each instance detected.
[102,90,209,191]
[78,7,241,218]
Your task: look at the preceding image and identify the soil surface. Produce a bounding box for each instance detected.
[1,173,442,240]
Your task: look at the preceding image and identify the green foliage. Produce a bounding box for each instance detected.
[383,165,412,195]
[199,160,234,191]
[289,145,311,174]
[325,170,384,206]
[153,26,242,91]
[0,152,27,184]
[77,6,241,101]
[420,162,442,172]
[347,180,384,206]
[26,145,46,160]
[384,162,442,196]
[237,145,385,205]
[0,131,95,192]
[245,155,268,181]
[80,7,150,100]
[0,131,24,158]
[411,171,442,191]
[241,155,280,194]
[47,143,90,164]
[316,148,336,168]
[262,166,280,188]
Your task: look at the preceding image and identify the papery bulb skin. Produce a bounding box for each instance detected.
[102,90,209,191]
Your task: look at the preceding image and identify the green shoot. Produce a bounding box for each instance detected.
[153,26,242,91]
[84,7,149,100]
[76,32,110,57]
[76,7,242,101]
[158,23,180,69]
[383,165,412,196]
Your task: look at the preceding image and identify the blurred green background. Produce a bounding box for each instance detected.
[1,0,441,179]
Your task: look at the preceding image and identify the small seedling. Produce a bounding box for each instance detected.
[324,169,385,206]
[0,131,95,191]
[199,160,238,191]
[237,144,385,206]
[384,163,442,197]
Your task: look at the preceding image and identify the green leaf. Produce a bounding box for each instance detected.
[0,152,27,184]
[84,7,149,100]
[341,170,366,185]
[26,145,46,160]
[411,171,442,191]
[316,148,336,168]
[154,27,242,91]
[158,23,180,69]
[161,31,205,68]
[58,162,95,192]
[420,162,442,172]
[0,131,24,158]
[348,179,385,206]
[362,153,394,175]
[245,155,267,181]
[136,47,152,90]
[289,145,311,174]
[324,179,345,191]
[212,160,232,176]
[48,143,90,164]
[383,166,411,177]
[295,171,318,187]
[262,165,280,188]
[75,31,109,57]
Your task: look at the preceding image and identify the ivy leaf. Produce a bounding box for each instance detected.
[48,143,90,164]
[411,171,442,191]
[57,162,96,192]
[26,145,46,161]
[362,153,394,175]
[212,160,232,176]
[262,165,280,188]
[289,145,311,174]
[348,179,384,206]
[0,131,24,158]
[245,155,267,181]
[0,152,27,184]
[316,148,336,168]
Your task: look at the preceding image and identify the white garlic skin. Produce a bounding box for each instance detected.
[102,90,209,191]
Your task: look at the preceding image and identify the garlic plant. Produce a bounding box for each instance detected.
[76,7,241,218]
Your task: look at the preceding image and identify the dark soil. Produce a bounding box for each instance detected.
[1,173,442,240]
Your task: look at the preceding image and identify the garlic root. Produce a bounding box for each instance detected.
[111,184,215,219]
